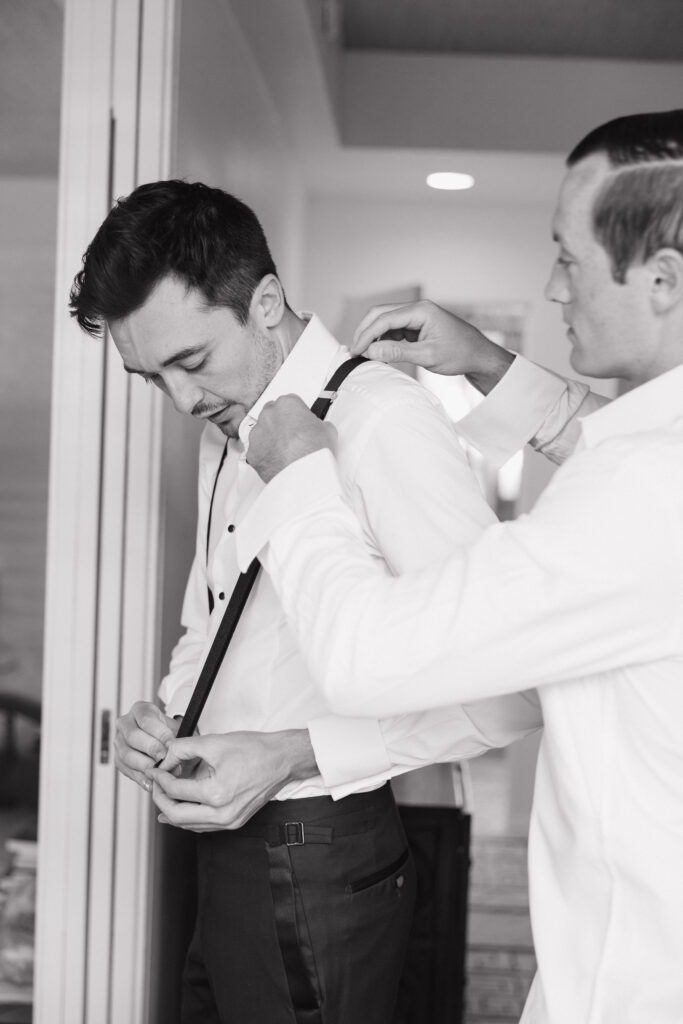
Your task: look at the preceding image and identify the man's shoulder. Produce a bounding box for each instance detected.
[337,359,445,417]
[330,359,467,478]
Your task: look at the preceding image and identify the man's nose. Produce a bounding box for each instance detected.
[165,375,202,416]
[544,262,570,304]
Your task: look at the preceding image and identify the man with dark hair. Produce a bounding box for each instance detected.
[73,180,279,332]
[71,180,544,1023]
[160,109,683,1023]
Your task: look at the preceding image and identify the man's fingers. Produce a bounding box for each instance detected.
[115,761,152,791]
[150,782,245,830]
[247,394,336,483]
[147,766,217,804]
[152,783,215,824]
[363,339,425,365]
[352,303,409,348]
[115,701,176,765]
[115,743,157,777]
[352,302,432,354]
[114,728,167,768]
[131,700,178,742]
[158,735,214,774]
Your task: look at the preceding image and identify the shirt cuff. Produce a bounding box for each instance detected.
[308,714,392,789]
[159,681,194,720]
[235,449,344,570]
[455,355,569,467]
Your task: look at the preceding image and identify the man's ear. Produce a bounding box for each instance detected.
[649,248,683,314]
[250,274,286,329]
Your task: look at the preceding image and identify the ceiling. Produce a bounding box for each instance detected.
[2,0,681,207]
[342,0,683,62]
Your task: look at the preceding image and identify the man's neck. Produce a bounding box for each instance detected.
[273,308,308,366]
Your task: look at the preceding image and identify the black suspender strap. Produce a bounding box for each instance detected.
[308,354,368,418]
[206,442,229,614]
[175,355,368,741]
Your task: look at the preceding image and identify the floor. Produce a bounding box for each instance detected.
[464,750,536,1024]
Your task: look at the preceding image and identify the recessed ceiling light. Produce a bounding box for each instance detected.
[426,172,475,191]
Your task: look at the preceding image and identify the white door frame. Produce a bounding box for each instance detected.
[35,1,177,1021]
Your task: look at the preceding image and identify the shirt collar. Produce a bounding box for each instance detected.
[237,314,348,450]
[580,363,683,449]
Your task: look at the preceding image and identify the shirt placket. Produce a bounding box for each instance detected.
[208,451,264,615]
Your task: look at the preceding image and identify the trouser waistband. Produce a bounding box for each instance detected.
[230,783,393,847]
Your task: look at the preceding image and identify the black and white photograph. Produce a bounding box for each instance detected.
[1,2,682,1022]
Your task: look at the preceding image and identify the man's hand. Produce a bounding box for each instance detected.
[146,729,318,831]
[247,395,336,483]
[114,700,179,792]
[351,300,515,395]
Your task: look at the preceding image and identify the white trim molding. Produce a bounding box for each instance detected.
[35,1,178,1021]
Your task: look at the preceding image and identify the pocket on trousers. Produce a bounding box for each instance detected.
[346,848,410,895]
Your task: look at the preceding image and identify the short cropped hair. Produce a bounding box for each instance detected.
[70,180,279,336]
[568,109,683,282]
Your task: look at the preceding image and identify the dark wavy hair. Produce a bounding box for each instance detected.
[568,109,683,282]
[70,180,279,336]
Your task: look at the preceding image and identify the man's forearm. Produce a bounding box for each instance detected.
[465,345,516,396]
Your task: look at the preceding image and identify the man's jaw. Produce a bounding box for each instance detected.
[196,402,245,438]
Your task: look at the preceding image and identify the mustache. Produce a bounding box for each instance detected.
[192,400,232,418]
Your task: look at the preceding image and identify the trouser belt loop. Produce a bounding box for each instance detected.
[278,822,333,847]
[284,821,305,846]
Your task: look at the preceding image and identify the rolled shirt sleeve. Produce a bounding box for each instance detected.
[457,354,609,467]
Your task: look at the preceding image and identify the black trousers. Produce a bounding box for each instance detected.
[181,784,416,1024]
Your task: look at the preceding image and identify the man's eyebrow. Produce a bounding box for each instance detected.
[160,345,205,368]
[122,345,206,375]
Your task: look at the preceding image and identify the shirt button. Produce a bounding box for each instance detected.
[395,875,404,889]
[227,524,235,533]
[218,592,225,601]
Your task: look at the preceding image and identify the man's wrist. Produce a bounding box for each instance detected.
[465,346,516,396]
[267,729,318,785]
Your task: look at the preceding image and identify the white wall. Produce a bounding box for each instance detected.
[306,194,561,368]
[175,0,304,299]
[0,177,57,701]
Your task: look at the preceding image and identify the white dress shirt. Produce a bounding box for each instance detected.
[237,361,683,1024]
[159,316,542,799]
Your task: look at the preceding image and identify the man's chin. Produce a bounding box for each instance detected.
[568,344,591,376]
[568,346,584,373]
[206,405,245,438]
[568,349,614,380]
[218,422,239,439]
